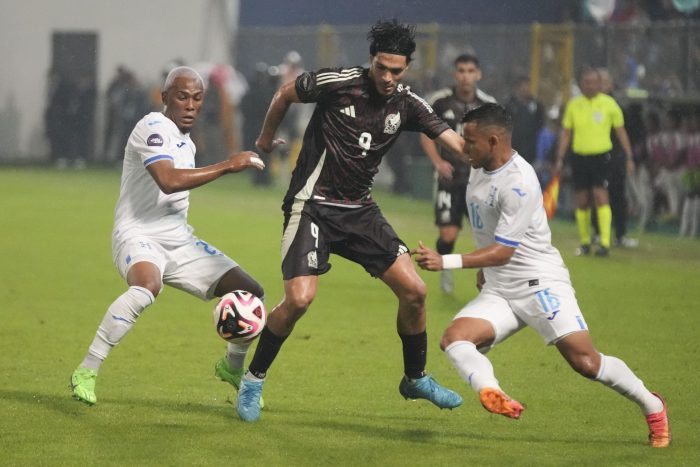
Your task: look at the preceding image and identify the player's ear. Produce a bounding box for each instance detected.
[488,134,499,148]
[161,91,167,106]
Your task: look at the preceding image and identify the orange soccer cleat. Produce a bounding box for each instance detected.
[646,392,671,448]
[479,387,524,419]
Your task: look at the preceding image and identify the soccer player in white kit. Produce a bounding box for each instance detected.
[70,66,266,406]
[413,104,670,448]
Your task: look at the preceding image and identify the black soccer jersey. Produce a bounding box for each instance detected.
[285,66,450,209]
[430,87,496,184]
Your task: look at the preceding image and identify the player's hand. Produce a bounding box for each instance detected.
[435,159,454,181]
[227,151,265,172]
[476,268,485,291]
[255,137,286,154]
[410,240,443,271]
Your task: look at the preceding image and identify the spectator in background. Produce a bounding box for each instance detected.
[553,66,635,257]
[44,68,74,167]
[72,75,97,169]
[104,66,149,163]
[680,111,700,237]
[192,63,248,167]
[504,75,544,165]
[534,107,561,188]
[276,51,310,177]
[647,109,686,222]
[241,63,278,186]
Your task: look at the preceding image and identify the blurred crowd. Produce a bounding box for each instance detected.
[42,5,700,238]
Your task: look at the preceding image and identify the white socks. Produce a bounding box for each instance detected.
[444,340,500,392]
[226,341,252,370]
[445,343,663,416]
[595,354,663,415]
[80,286,155,370]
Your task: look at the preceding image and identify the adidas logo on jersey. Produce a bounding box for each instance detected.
[340,106,356,118]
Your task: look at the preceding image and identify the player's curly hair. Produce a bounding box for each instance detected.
[367,19,416,62]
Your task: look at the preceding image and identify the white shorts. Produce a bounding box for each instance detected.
[113,236,238,301]
[454,282,588,349]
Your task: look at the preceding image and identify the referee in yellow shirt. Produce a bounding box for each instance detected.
[554,66,635,256]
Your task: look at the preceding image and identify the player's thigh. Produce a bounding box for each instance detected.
[214,266,264,299]
[113,237,166,292]
[379,252,425,301]
[511,283,589,346]
[334,205,409,277]
[163,237,238,301]
[281,201,331,280]
[454,292,525,353]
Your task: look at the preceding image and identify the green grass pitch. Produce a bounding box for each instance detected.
[1,167,698,466]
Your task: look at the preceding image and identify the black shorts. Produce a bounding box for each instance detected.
[281,201,408,280]
[434,176,468,227]
[571,153,610,190]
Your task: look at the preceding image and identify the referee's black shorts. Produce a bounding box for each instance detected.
[571,152,611,190]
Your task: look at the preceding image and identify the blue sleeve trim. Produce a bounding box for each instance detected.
[144,154,174,167]
[495,235,519,247]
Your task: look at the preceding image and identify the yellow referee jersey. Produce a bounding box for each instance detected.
[561,93,624,155]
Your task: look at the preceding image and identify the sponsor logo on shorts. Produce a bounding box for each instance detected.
[307,250,318,268]
[147,133,164,147]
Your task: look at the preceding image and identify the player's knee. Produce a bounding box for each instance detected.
[285,290,314,316]
[139,280,162,298]
[401,278,427,309]
[569,354,600,379]
[440,319,491,351]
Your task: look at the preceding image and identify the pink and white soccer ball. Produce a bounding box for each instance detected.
[212,291,266,344]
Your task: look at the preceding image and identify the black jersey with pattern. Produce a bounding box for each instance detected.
[430,87,496,184]
[285,66,449,209]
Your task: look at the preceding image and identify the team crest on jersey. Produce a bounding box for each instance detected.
[384,112,401,134]
[147,134,164,147]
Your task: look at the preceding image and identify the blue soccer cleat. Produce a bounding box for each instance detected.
[236,377,265,422]
[399,374,463,409]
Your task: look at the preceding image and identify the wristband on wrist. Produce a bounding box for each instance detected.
[442,254,463,270]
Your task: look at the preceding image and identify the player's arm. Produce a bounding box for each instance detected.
[419,133,454,180]
[433,128,468,165]
[412,240,515,271]
[147,151,264,194]
[613,126,636,174]
[255,81,300,153]
[552,127,572,177]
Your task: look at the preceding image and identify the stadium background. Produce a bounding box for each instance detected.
[2,1,700,465]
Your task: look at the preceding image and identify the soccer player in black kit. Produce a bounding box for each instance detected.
[419,54,495,294]
[233,20,466,422]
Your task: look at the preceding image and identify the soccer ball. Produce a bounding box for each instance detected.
[212,291,266,344]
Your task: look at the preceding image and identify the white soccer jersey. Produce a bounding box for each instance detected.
[112,112,196,247]
[466,152,571,297]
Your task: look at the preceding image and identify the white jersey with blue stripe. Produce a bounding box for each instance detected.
[466,152,571,297]
[112,112,196,246]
